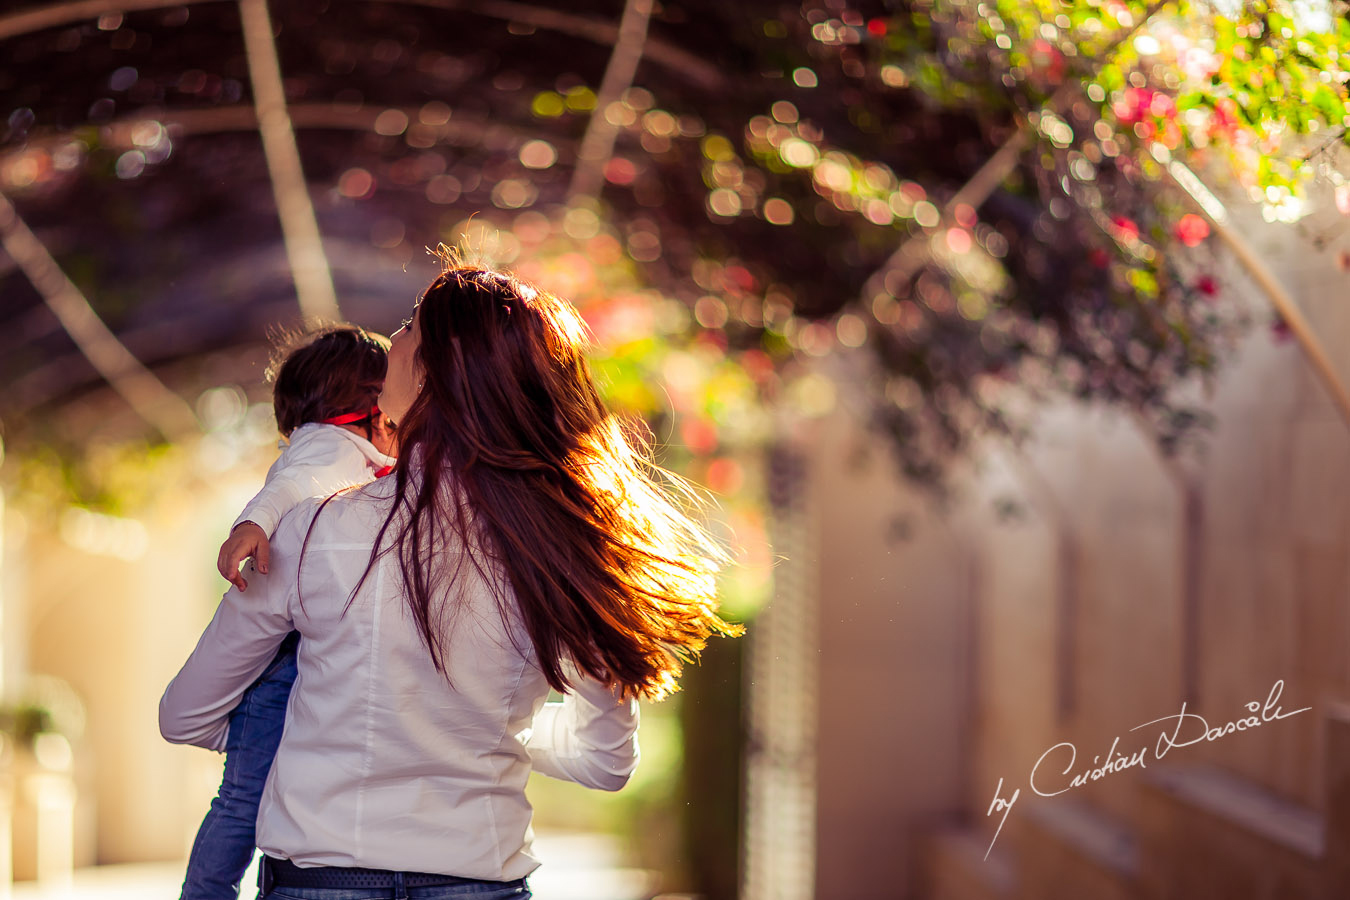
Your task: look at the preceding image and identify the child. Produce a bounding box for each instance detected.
[181,325,396,900]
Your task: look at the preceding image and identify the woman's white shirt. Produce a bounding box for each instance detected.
[160,474,640,880]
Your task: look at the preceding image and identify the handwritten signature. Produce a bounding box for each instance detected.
[984,678,1310,860]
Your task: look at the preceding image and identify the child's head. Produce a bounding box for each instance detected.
[268,326,392,449]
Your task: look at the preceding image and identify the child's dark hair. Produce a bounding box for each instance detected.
[267,325,390,437]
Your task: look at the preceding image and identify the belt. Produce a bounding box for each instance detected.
[261,855,524,894]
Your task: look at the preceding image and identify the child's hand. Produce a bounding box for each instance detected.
[218,522,270,591]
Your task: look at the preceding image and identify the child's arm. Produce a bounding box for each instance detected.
[219,430,372,591]
[217,522,270,591]
[231,475,307,541]
[218,479,302,593]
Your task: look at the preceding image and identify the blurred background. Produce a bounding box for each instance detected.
[2,0,1350,898]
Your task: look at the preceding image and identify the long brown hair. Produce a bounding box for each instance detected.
[365,263,740,700]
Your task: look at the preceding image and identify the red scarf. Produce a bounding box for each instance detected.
[323,407,394,477]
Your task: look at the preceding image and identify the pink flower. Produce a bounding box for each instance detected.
[1153,118,1182,149]
[1271,315,1293,343]
[1148,92,1177,119]
[1195,275,1217,297]
[1210,98,1240,138]
[739,348,776,382]
[1112,88,1177,126]
[1336,184,1350,216]
[680,417,719,455]
[1113,87,1155,125]
[723,264,757,293]
[1030,39,1065,83]
[987,362,1015,382]
[1111,216,1140,242]
[1180,47,1220,80]
[1175,214,1210,247]
[706,458,745,493]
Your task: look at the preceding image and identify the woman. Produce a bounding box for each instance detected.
[161,263,741,898]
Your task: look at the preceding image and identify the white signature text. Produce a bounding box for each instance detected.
[983,679,1310,860]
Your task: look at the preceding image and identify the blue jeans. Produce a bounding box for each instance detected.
[182,632,300,900]
[258,872,531,900]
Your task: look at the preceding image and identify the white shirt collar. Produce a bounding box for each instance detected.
[283,422,396,470]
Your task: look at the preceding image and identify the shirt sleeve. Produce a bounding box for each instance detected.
[524,665,641,792]
[232,431,372,536]
[160,512,305,751]
[232,476,306,537]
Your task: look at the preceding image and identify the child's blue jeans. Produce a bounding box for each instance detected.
[181,631,300,900]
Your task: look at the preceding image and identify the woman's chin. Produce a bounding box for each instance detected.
[380,401,408,428]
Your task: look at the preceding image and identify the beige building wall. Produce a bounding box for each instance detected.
[9,457,267,869]
[805,407,976,892]
[799,202,1350,898]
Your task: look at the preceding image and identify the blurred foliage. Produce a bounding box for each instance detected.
[0,675,87,747]
[731,0,1350,485]
[7,437,181,519]
[489,0,1350,497]
[476,0,1350,491]
[7,0,1349,500]
[0,704,55,747]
